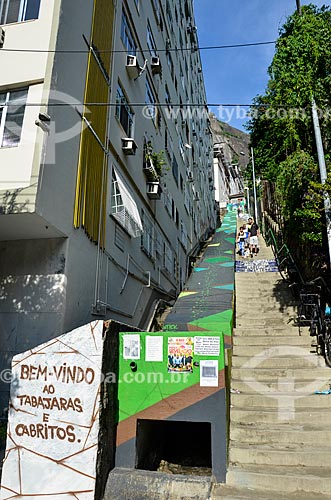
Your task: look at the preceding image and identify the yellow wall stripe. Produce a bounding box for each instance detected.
[73,0,114,246]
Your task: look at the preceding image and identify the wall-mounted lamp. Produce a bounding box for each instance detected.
[35,112,51,133]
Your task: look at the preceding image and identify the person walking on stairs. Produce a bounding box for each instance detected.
[248,218,260,257]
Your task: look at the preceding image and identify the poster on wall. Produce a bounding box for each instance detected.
[123,334,140,360]
[200,360,219,387]
[167,337,193,373]
[0,320,104,499]
[145,336,163,362]
[194,336,220,356]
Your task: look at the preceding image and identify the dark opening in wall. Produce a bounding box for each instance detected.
[135,419,212,473]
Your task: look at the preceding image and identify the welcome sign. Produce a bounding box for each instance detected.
[0,320,103,499]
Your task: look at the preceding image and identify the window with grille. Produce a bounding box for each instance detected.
[120,7,136,55]
[0,87,28,148]
[0,0,40,24]
[115,84,134,137]
[111,168,143,238]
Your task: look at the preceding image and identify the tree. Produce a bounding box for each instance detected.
[246,4,331,258]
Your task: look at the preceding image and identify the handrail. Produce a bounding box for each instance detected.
[266,228,278,253]
[264,225,304,284]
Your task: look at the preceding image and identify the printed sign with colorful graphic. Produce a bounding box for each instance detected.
[167,337,193,373]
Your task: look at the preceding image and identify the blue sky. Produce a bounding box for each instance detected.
[194,0,328,131]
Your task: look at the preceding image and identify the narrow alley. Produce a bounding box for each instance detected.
[213,231,331,499]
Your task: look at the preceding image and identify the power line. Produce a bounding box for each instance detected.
[0,40,276,54]
[6,101,306,108]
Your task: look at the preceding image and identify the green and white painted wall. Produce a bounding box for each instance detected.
[114,212,237,482]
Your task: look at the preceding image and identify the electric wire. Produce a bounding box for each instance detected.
[0,40,276,54]
[5,101,307,108]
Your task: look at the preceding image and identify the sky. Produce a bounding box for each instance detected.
[194,0,328,132]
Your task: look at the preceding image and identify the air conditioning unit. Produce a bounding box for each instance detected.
[0,27,5,48]
[121,137,138,155]
[151,56,162,75]
[126,55,140,79]
[187,170,194,182]
[147,182,162,200]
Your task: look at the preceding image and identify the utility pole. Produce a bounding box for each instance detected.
[312,99,331,268]
[251,147,258,223]
[296,0,301,15]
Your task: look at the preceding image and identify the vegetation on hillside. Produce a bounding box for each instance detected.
[246,4,331,270]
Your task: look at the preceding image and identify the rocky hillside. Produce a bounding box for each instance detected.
[209,113,250,172]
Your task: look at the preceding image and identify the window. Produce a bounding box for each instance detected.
[120,8,136,55]
[0,0,40,24]
[165,0,172,28]
[163,240,173,274]
[115,84,134,137]
[147,22,157,57]
[165,85,171,111]
[145,79,157,125]
[111,168,143,238]
[172,155,178,185]
[180,221,188,249]
[0,87,28,148]
[152,0,160,24]
[141,211,154,259]
[166,51,174,74]
[163,187,172,216]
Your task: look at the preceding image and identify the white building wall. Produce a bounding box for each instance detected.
[0,0,61,191]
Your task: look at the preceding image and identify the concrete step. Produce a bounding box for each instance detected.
[233,335,310,346]
[212,483,331,500]
[231,354,325,369]
[236,306,297,315]
[232,344,313,356]
[236,313,297,323]
[230,392,331,408]
[230,406,331,425]
[104,468,212,500]
[229,444,331,468]
[235,274,283,281]
[231,366,330,381]
[235,319,295,328]
[225,464,331,496]
[230,425,331,446]
[233,327,306,337]
[230,378,330,392]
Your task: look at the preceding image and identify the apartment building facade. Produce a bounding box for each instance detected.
[0,0,216,414]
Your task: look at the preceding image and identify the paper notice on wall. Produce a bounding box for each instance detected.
[145,336,163,362]
[200,360,219,387]
[194,336,220,356]
[123,334,140,359]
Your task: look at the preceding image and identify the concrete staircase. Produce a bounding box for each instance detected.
[212,236,331,499]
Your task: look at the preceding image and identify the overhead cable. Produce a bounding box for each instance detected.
[0,40,276,54]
